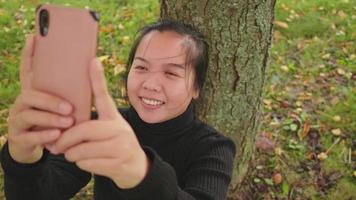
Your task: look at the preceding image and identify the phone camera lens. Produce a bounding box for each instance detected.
[39,9,49,36]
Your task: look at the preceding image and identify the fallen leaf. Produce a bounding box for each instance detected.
[353,171,356,177]
[333,115,341,122]
[331,128,341,136]
[338,10,347,19]
[0,135,7,147]
[272,173,282,185]
[322,53,330,59]
[275,147,283,156]
[280,65,289,72]
[98,55,110,62]
[299,120,311,140]
[274,21,289,29]
[256,136,275,153]
[113,63,126,76]
[317,152,328,161]
[337,68,346,75]
[118,23,124,30]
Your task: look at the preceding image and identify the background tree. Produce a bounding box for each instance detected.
[161,0,276,197]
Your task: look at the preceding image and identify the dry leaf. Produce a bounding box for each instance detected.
[0,135,7,147]
[98,55,110,62]
[274,21,289,29]
[280,65,289,72]
[322,53,330,59]
[300,120,311,140]
[256,136,275,153]
[114,63,126,76]
[338,10,347,19]
[337,68,346,75]
[317,152,328,161]
[272,173,283,185]
[331,128,341,136]
[118,23,124,30]
[333,115,341,122]
[275,147,283,156]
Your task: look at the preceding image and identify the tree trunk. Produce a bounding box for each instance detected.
[160,0,275,197]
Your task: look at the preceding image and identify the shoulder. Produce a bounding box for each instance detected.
[189,120,236,158]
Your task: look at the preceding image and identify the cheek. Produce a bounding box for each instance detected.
[165,80,193,99]
[127,71,138,95]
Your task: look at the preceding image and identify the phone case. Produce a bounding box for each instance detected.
[32,4,99,125]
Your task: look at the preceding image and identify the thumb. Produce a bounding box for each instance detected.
[90,58,121,120]
[20,35,35,90]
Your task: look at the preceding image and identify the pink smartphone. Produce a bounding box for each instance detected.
[32,4,99,125]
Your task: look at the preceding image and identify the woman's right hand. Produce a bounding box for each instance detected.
[7,35,74,164]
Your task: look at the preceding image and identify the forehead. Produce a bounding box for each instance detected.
[135,31,187,62]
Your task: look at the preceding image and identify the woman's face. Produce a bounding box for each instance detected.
[127,31,199,123]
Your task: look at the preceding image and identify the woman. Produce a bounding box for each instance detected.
[1,19,236,200]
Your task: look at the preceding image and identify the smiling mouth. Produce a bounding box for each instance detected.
[140,97,165,106]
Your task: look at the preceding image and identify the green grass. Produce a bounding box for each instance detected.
[0,0,355,199]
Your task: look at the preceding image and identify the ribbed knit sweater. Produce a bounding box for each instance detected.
[1,105,236,200]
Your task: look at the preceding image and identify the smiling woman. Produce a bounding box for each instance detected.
[127,30,199,123]
[0,19,235,200]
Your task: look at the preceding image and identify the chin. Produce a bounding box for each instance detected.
[138,113,165,124]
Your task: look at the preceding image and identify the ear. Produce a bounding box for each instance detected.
[192,87,199,99]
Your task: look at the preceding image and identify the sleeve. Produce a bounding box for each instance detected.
[116,139,236,200]
[0,142,92,200]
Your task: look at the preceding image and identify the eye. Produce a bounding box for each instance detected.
[165,71,179,77]
[134,65,147,71]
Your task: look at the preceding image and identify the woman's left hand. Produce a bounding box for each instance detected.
[49,59,150,189]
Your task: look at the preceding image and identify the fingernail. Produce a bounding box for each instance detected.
[58,102,71,114]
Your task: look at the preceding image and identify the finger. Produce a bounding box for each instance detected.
[64,140,116,162]
[12,109,74,132]
[13,90,73,115]
[76,158,113,176]
[20,35,35,90]
[13,129,61,147]
[90,59,120,120]
[53,121,118,153]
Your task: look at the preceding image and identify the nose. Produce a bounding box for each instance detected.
[142,72,162,92]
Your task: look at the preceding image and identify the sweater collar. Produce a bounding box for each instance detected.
[127,104,195,135]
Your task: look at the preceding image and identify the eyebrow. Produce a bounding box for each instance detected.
[134,56,186,70]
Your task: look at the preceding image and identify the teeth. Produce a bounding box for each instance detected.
[141,97,164,106]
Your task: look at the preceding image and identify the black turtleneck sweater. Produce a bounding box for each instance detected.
[1,106,236,200]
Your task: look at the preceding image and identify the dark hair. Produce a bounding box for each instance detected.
[125,19,209,93]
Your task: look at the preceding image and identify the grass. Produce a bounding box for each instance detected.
[0,0,355,199]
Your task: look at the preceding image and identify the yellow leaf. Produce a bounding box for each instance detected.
[0,135,7,147]
[322,53,330,59]
[338,10,347,19]
[317,152,328,161]
[333,115,341,122]
[118,23,124,30]
[280,65,289,72]
[98,55,110,62]
[275,147,283,156]
[337,68,346,75]
[114,63,126,76]
[331,128,341,136]
[274,21,289,29]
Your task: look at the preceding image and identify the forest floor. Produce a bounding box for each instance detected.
[0,0,355,199]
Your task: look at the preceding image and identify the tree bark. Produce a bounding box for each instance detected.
[160,0,275,197]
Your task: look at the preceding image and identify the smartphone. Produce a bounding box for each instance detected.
[32,4,99,125]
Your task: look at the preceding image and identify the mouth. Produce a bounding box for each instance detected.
[140,97,165,106]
